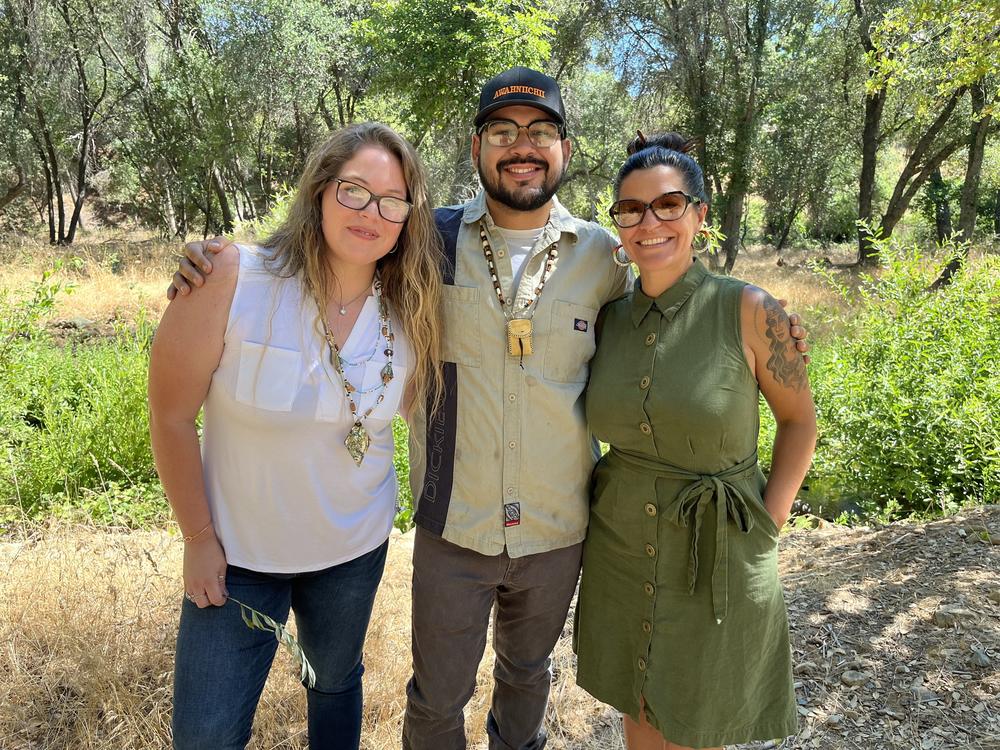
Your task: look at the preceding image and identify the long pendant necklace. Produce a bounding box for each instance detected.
[314,277,395,466]
[479,223,558,365]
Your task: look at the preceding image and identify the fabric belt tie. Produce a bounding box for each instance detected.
[606,448,761,625]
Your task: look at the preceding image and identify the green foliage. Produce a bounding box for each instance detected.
[392,416,414,533]
[806,235,1000,518]
[1,297,158,514]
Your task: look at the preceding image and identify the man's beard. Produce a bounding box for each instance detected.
[478,155,566,212]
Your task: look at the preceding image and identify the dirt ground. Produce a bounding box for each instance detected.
[1,506,997,750]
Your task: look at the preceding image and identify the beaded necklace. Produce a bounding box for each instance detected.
[313,277,394,466]
[479,223,558,364]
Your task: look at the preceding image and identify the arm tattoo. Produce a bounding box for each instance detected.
[761,296,808,392]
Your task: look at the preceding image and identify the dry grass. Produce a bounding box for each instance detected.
[1,232,857,339]
[0,524,621,750]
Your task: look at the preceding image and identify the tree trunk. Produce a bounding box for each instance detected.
[35,108,66,243]
[956,83,991,243]
[931,84,993,289]
[211,165,235,234]
[928,167,953,244]
[857,88,886,265]
[994,188,1000,237]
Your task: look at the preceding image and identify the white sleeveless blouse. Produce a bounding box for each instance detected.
[201,245,408,572]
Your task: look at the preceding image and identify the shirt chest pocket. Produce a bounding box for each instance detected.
[441,285,481,368]
[235,341,303,411]
[543,300,598,384]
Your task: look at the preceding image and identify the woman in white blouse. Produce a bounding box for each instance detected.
[148,122,443,749]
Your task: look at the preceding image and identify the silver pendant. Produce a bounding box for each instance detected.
[338,307,347,315]
[345,422,371,466]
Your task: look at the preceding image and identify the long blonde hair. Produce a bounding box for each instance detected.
[263,122,444,410]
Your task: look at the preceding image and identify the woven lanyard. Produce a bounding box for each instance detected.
[479,222,558,366]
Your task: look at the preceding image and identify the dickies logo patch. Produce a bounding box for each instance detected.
[504,502,521,527]
[574,318,589,332]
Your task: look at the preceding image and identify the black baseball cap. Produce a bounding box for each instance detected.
[474,67,566,131]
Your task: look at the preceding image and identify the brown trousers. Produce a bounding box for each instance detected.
[402,527,584,750]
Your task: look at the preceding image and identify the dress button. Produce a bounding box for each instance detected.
[508,441,516,449]
[644,503,657,517]
[638,657,647,671]
[645,544,656,557]
[506,487,515,496]
[498,250,506,257]
[640,422,652,435]
[643,582,654,596]
[642,620,652,634]
[640,376,651,389]
[645,333,656,346]
[508,393,516,402]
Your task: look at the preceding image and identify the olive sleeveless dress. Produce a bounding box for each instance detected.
[574,259,796,747]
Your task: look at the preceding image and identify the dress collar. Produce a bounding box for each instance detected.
[630,258,709,328]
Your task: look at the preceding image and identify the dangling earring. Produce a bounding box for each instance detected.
[612,243,631,268]
[387,241,398,255]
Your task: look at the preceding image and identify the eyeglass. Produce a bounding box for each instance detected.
[608,191,703,228]
[332,178,412,223]
[478,119,564,149]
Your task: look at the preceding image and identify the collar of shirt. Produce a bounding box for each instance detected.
[630,257,709,328]
[461,190,580,245]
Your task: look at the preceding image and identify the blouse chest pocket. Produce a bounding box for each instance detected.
[441,285,481,368]
[543,299,598,384]
[235,341,303,411]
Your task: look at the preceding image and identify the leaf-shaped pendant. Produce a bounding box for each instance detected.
[381,362,393,385]
[345,421,371,466]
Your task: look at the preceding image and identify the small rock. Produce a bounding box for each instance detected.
[933,606,976,627]
[825,713,844,727]
[957,528,967,538]
[794,661,818,676]
[989,589,1000,604]
[970,648,991,668]
[912,686,939,703]
[841,670,870,687]
[973,702,986,713]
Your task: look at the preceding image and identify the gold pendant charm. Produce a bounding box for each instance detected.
[345,422,371,466]
[507,319,533,357]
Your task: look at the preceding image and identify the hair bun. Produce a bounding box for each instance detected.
[626,130,695,156]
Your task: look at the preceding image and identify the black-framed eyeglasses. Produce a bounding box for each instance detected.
[332,178,412,223]
[477,119,564,149]
[608,191,703,228]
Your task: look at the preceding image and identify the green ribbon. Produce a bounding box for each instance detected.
[606,448,761,625]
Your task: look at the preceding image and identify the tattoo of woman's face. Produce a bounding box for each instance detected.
[762,296,808,392]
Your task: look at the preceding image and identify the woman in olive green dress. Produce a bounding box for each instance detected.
[574,133,817,750]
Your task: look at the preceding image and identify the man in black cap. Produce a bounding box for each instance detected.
[399,66,627,749]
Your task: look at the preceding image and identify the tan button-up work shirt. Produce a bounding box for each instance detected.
[408,191,630,557]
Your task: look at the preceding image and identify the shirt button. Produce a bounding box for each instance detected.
[638,657,647,671]
[644,503,657,517]
[498,250,505,257]
[645,333,656,346]
[508,441,516,449]
[643,582,654,596]
[507,487,515,496]
[640,376,651,390]
[645,544,656,557]
[642,620,652,634]
[640,422,652,435]
[508,393,516,402]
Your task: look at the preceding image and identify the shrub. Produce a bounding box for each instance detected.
[804,237,999,518]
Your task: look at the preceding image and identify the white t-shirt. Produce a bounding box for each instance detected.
[496,226,545,295]
[200,246,409,572]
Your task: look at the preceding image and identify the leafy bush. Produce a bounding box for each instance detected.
[803,237,999,518]
[1,316,159,515]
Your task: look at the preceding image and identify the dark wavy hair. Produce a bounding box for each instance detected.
[614,131,707,203]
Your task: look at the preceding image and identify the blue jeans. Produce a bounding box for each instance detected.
[171,540,388,750]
